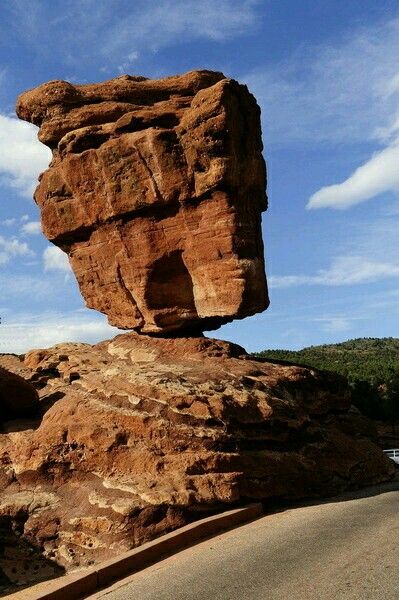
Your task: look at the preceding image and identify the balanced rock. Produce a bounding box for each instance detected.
[17,71,269,334]
[0,335,394,572]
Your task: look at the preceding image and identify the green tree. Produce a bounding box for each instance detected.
[253,338,399,422]
[382,370,399,435]
[350,380,381,420]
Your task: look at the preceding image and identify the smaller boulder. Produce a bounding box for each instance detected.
[0,367,39,421]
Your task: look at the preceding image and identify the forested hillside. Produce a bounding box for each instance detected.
[255,338,399,422]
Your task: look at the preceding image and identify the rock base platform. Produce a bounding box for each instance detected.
[0,333,394,584]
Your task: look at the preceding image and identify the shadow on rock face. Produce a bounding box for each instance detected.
[0,367,39,423]
[0,355,69,433]
[1,390,66,434]
[0,365,44,433]
[0,516,65,597]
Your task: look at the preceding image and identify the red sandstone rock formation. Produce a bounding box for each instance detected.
[0,335,394,575]
[17,71,268,334]
[5,71,393,590]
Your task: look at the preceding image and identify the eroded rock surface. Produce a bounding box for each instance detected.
[17,71,268,334]
[0,334,394,575]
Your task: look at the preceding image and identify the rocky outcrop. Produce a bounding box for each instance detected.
[17,71,268,334]
[0,334,394,576]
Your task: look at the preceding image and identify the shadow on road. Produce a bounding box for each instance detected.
[0,517,65,598]
[260,475,399,517]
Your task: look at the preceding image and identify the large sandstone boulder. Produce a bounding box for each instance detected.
[17,71,269,334]
[0,334,394,575]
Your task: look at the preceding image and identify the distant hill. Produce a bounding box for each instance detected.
[254,338,399,422]
[254,337,399,385]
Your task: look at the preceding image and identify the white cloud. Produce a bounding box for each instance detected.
[43,246,71,273]
[0,114,51,198]
[1,218,16,226]
[307,143,399,209]
[0,235,34,265]
[0,312,119,354]
[270,255,399,289]
[21,220,42,235]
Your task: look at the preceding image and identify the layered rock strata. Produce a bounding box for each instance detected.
[0,334,394,576]
[17,71,268,334]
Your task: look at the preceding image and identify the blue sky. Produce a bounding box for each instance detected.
[0,0,399,353]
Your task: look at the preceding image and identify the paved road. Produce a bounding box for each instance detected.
[91,488,399,600]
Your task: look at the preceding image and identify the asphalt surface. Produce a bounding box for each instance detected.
[91,487,399,600]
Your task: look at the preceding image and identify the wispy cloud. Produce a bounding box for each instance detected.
[270,255,399,289]
[307,142,399,209]
[1,218,16,227]
[312,316,353,334]
[116,51,140,75]
[0,114,51,197]
[0,235,34,265]
[0,311,119,354]
[103,0,259,55]
[245,16,399,146]
[6,1,260,71]
[21,220,41,235]
[347,212,399,265]
[43,246,71,273]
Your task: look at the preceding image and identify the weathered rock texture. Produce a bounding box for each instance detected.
[17,71,268,334]
[0,334,394,579]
